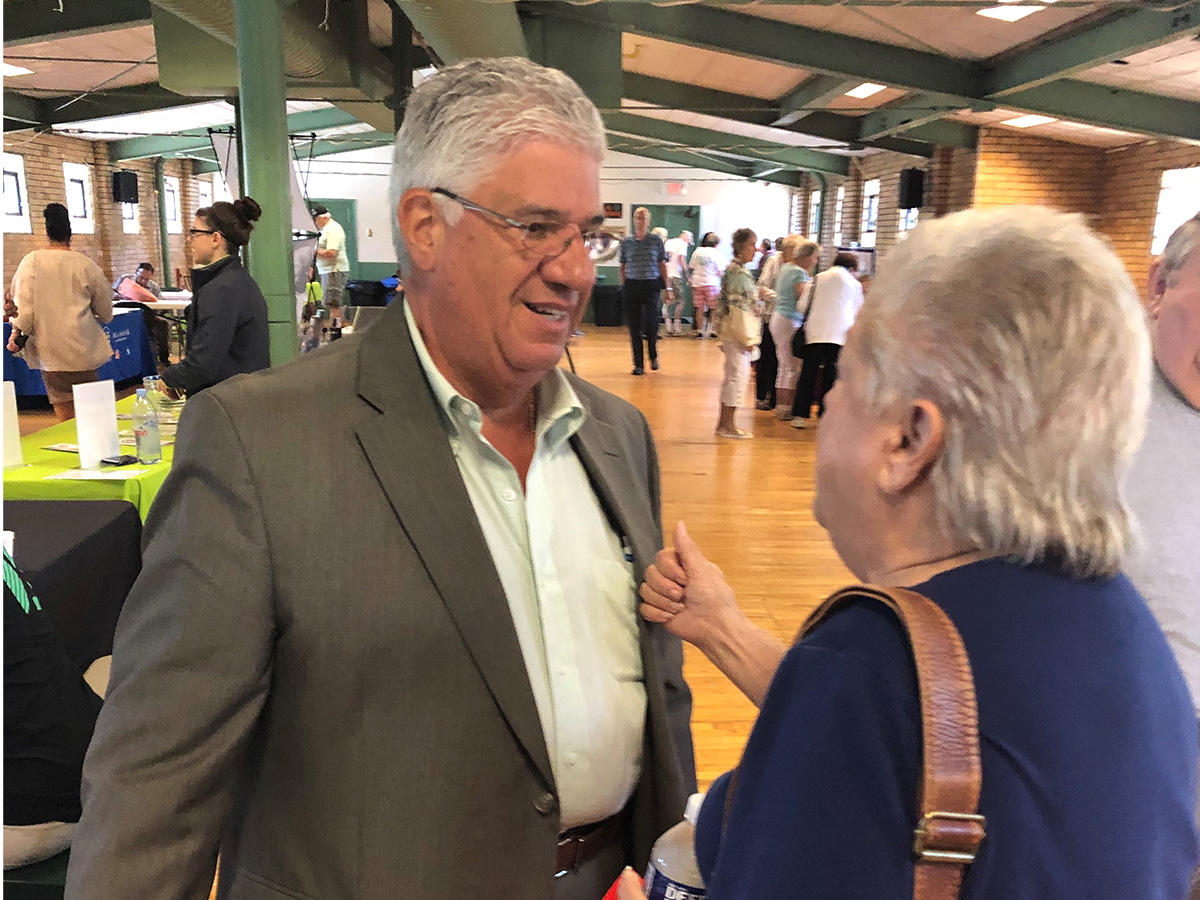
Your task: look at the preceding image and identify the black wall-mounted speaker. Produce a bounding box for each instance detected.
[112,170,139,204]
[898,168,924,210]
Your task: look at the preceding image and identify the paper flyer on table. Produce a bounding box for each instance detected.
[72,380,120,469]
[47,468,150,481]
[4,381,22,468]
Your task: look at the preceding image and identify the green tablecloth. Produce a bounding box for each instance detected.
[4,395,177,520]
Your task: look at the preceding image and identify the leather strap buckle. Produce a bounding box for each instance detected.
[913,811,986,863]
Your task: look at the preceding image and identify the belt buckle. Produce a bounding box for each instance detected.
[912,811,986,863]
[554,835,581,879]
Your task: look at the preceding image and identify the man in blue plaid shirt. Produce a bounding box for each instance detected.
[619,207,671,375]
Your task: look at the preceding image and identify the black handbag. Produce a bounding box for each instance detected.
[792,277,817,357]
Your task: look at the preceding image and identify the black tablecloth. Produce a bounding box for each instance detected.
[4,500,142,671]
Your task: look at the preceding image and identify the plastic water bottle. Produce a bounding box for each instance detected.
[644,793,706,900]
[132,388,162,464]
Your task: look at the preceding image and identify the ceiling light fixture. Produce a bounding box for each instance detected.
[1001,114,1057,128]
[845,83,886,99]
[977,0,1056,21]
[2,63,35,77]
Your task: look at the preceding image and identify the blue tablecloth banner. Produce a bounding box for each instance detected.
[4,309,158,397]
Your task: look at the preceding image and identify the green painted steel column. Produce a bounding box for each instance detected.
[153,157,174,289]
[233,0,296,365]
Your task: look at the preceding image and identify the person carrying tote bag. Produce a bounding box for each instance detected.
[712,229,761,439]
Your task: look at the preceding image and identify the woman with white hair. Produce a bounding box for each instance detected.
[626,207,1199,899]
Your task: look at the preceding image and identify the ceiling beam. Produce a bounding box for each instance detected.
[607,134,803,188]
[622,74,947,157]
[528,2,986,97]
[108,108,373,161]
[858,93,988,141]
[1007,80,1200,143]
[773,75,860,127]
[603,110,850,175]
[21,84,203,127]
[985,2,1200,97]
[3,93,46,130]
[4,0,152,47]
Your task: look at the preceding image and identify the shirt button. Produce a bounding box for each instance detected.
[503,489,517,502]
[534,791,557,815]
[567,752,578,766]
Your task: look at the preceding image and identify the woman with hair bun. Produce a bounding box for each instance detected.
[161,197,270,396]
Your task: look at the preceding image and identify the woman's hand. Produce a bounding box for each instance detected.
[641,521,788,708]
[640,521,741,653]
[7,335,21,354]
[615,868,648,900]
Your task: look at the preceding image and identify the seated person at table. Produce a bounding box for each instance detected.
[115,263,171,367]
[626,206,1199,900]
[113,262,162,302]
[161,199,270,396]
[4,550,102,869]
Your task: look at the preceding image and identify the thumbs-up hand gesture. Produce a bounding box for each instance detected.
[639,521,740,652]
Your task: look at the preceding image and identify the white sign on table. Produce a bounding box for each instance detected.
[72,380,120,469]
[4,380,22,468]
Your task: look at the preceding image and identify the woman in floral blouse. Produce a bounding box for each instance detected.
[713,228,761,439]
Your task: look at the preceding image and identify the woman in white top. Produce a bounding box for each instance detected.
[791,252,865,428]
[689,232,725,338]
[8,204,113,421]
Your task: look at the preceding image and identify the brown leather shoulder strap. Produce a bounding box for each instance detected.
[797,585,986,900]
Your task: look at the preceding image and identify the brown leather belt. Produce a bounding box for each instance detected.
[555,814,622,876]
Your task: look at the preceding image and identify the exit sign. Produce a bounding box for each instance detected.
[665,181,687,196]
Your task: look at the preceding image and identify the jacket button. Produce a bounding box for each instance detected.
[534,792,557,815]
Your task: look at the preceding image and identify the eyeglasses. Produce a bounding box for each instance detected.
[432,188,617,260]
[187,228,218,238]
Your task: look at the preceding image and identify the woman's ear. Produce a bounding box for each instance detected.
[880,399,944,495]
[397,189,442,273]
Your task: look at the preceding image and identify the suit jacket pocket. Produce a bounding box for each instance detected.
[228,869,325,900]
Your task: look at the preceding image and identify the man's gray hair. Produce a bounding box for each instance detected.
[852,206,1150,578]
[388,58,605,275]
[1161,213,1200,284]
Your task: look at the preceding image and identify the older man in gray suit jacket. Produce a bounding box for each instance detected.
[66,59,695,900]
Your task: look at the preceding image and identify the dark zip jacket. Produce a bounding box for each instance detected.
[162,255,269,394]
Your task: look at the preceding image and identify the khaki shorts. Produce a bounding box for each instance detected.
[41,370,98,405]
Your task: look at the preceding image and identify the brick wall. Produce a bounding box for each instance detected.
[1098,140,1200,297]
[4,131,205,289]
[973,128,1105,217]
[929,146,976,217]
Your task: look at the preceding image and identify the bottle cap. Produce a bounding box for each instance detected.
[684,792,706,825]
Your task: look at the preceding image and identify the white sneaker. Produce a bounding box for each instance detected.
[774,407,793,421]
[790,418,808,429]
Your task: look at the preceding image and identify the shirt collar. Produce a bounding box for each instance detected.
[403,300,586,449]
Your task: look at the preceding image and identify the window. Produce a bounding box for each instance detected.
[2,153,31,234]
[897,207,920,238]
[121,202,139,235]
[164,175,182,234]
[832,185,845,247]
[1151,166,1200,256]
[860,179,880,249]
[197,178,213,213]
[61,162,95,234]
[808,190,822,241]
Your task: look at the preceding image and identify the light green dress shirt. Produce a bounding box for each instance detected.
[404,303,646,829]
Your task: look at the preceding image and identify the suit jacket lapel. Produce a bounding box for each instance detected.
[570,410,662,665]
[353,306,555,790]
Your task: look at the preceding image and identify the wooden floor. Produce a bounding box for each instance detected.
[565,325,852,787]
[12,325,853,789]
